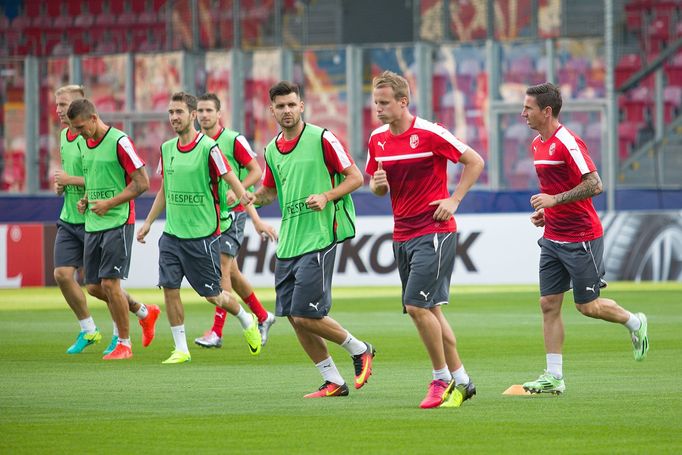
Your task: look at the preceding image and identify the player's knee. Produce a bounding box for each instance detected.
[539,295,561,314]
[99,279,118,296]
[205,294,220,306]
[291,315,312,328]
[404,304,426,320]
[85,284,101,298]
[576,300,599,317]
[53,267,73,284]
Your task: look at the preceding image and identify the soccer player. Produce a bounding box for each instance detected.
[53,85,101,354]
[136,92,271,364]
[67,98,160,360]
[193,93,276,349]
[366,71,484,409]
[520,82,648,394]
[253,81,375,398]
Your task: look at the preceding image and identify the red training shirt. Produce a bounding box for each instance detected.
[532,124,603,242]
[365,116,467,242]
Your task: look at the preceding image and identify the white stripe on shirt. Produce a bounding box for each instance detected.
[534,160,565,165]
[414,117,469,153]
[376,151,434,162]
[556,127,590,175]
[323,130,351,169]
[118,136,144,169]
[236,135,257,159]
[210,145,230,175]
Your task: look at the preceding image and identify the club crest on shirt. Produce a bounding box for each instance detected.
[410,134,419,149]
[549,143,556,156]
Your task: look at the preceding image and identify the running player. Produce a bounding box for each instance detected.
[193,92,276,349]
[136,92,273,364]
[366,71,484,408]
[521,82,648,394]
[67,98,159,360]
[254,81,375,398]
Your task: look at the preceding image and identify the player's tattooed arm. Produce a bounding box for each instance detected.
[530,171,602,210]
[555,171,603,205]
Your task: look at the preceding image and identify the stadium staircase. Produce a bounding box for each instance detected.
[617,0,682,180]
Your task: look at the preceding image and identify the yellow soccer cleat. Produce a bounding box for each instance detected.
[162,349,191,364]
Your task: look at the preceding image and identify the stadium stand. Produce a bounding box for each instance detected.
[0,0,679,193]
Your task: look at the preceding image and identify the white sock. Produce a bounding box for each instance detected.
[546,353,563,379]
[315,357,345,385]
[235,307,253,329]
[171,325,189,353]
[135,303,148,319]
[433,367,452,382]
[340,332,367,356]
[79,317,96,333]
[112,322,119,337]
[624,312,641,332]
[118,338,131,348]
[451,365,470,385]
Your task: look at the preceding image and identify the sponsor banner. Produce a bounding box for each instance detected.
[602,211,682,282]
[0,224,45,287]
[2,211,680,288]
[127,214,542,288]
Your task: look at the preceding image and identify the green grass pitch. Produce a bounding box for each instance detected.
[1,283,681,454]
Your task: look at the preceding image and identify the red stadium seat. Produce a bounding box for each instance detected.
[647,18,670,55]
[625,2,645,34]
[109,0,125,15]
[95,12,118,27]
[665,52,682,86]
[73,13,95,30]
[137,9,159,26]
[651,0,679,19]
[117,10,138,27]
[87,0,103,15]
[154,0,169,11]
[24,2,42,18]
[618,121,641,160]
[72,36,91,54]
[622,86,652,123]
[615,54,642,88]
[131,0,147,14]
[46,1,63,18]
[663,86,682,121]
[66,0,81,16]
[53,12,74,30]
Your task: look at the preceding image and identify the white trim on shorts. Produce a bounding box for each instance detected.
[319,244,336,293]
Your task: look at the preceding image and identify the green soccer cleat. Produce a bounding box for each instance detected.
[440,380,477,408]
[243,314,262,356]
[523,371,565,395]
[66,330,102,354]
[631,312,649,361]
[161,350,192,364]
[103,335,119,355]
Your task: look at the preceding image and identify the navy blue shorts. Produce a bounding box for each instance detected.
[219,211,247,257]
[54,220,85,268]
[538,236,607,304]
[274,244,336,319]
[393,232,457,311]
[83,224,134,284]
[158,233,222,297]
